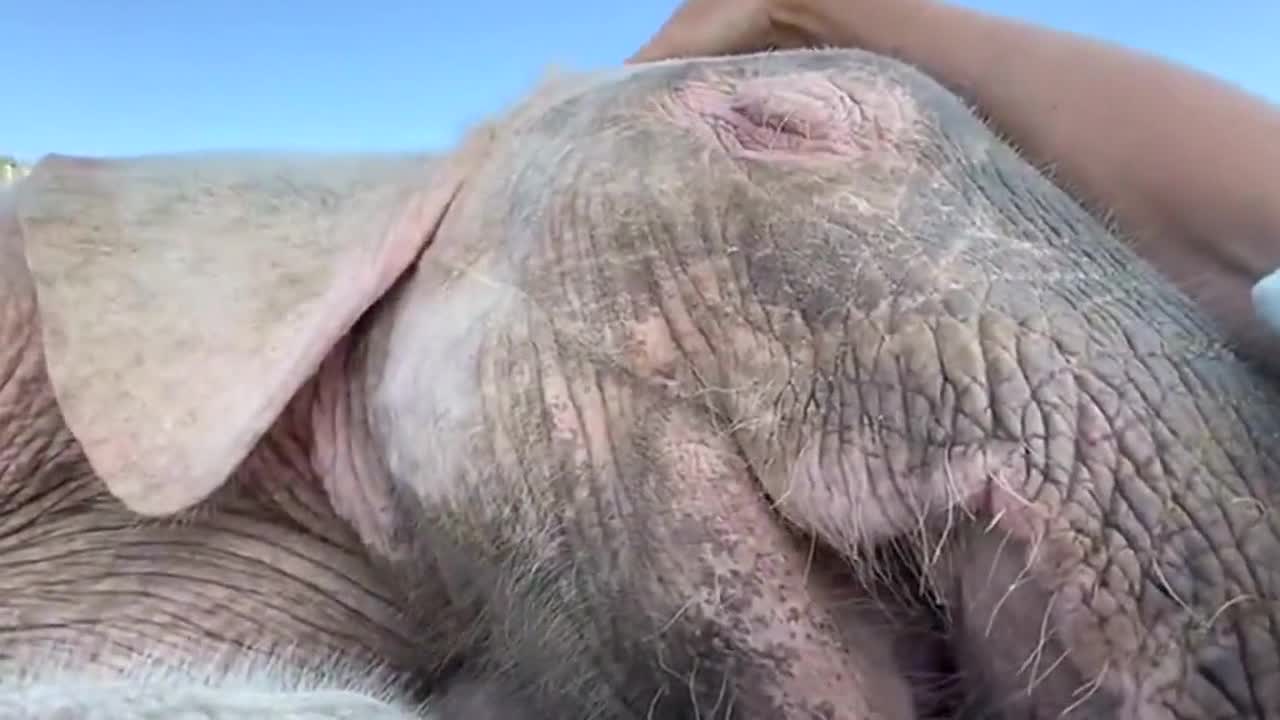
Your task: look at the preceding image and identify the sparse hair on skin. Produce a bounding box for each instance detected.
[0,650,430,720]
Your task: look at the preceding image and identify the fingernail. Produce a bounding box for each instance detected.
[1251,268,1280,335]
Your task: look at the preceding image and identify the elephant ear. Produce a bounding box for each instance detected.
[15,145,483,516]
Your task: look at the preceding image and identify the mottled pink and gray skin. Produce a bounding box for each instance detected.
[381,50,1278,718]
[2,48,1279,719]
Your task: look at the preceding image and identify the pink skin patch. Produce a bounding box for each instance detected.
[665,72,915,162]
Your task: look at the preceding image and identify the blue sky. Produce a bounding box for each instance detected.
[4,1,1277,160]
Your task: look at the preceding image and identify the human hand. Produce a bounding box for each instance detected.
[627,0,816,63]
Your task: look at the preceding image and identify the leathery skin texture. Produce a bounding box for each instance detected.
[372,50,1280,718]
[2,48,1278,719]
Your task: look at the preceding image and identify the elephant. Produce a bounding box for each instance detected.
[2,47,1278,719]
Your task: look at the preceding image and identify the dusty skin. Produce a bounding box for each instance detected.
[3,49,1278,718]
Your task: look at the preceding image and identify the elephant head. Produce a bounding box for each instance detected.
[4,49,1278,719]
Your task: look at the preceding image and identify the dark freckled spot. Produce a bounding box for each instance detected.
[742,236,850,327]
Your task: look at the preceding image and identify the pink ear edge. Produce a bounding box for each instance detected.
[124,176,470,518]
[17,145,483,518]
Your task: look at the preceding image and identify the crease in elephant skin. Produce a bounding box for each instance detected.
[2,48,1279,719]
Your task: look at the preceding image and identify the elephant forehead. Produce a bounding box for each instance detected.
[506,48,942,143]
[487,49,950,211]
[440,51,972,317]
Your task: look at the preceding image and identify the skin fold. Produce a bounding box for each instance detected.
[3,49,1278,718]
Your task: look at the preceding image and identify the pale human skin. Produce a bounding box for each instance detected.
[3,45,1277,718]
[633,0,1280,374]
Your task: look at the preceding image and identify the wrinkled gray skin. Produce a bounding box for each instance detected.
[3,48,1279,719]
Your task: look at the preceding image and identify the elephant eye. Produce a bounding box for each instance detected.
[660,70,920,164]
